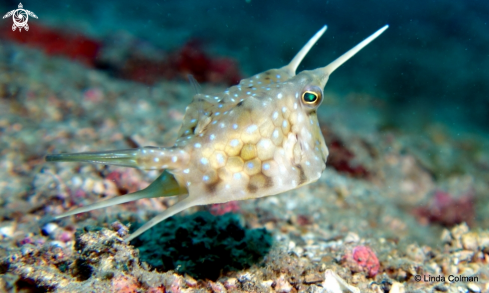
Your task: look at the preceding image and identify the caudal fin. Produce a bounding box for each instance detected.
[46,147,188,170]
[46,149,140,168]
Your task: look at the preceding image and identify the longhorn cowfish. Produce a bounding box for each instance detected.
[46,25,388,241]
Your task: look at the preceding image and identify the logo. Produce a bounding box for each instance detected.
[2,3,38,32]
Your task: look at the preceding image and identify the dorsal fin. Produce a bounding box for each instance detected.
[187,74,202,94]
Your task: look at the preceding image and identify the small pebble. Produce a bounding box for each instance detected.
[21,244,35,256]
[92,181,105,194]
[71,176,83,187]
[261,280,273,288]
[111,221,129,237]
[184,275,198,287]
[0,225,14,238]
[223,278,238,289]
[344,232,360,243]
[208,281,226,293]
[467,283,481,293]
[237,273,252,283]
[274,275,293,293]
[42,223,59,236]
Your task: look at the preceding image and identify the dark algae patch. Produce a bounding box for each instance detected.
[131,212,272,280]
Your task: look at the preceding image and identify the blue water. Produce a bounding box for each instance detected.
[3,0,489,133]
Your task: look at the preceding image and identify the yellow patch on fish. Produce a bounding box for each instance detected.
[46,25,388,241]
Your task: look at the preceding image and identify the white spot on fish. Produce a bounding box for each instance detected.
[233,124,238,129]
[154,158,160,162]
[200,158,208,165]
[246,125,258,133]
[273,129,280,138]
[277,93,282,99]
[263,163,270,170]
[234,173,242,179]
[172,156,178,163]
[216,153,225,164]
[272,111,279,120]
[194,143,201,148]
[293,103,298,109]
[183,169,190,174]
[210,134,216,140]
[203,175,209,181]
[230,139,240,147]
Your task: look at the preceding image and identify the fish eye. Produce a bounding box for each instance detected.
[301,86,323,107]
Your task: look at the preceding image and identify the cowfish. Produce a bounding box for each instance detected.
[46,25,388,242]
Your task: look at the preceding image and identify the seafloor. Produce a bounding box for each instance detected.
[1,21,489,293]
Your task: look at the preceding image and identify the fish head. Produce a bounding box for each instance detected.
[174,25,388,202]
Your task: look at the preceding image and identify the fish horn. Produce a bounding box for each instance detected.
[283,25,328,75]
[319,25,389,77]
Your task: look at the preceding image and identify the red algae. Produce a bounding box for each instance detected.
[342,245,380,277]
[209,201,240,216]
[121,39,242,85]
[413,189,475,227]
[0,22,100,66]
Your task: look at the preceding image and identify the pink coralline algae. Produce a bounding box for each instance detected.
[342,245,380,277]
[209,201,240,216]
[413,190,475,227]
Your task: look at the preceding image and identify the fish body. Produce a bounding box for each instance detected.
[46,25,388,241]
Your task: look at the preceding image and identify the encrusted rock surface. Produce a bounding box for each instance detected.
[0,37,488,292]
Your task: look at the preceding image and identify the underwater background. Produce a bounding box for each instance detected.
[0,0,488,292]
[12,0,489,133]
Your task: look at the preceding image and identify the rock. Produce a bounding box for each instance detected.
[304,273,324,284]
[274,274,293,293]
